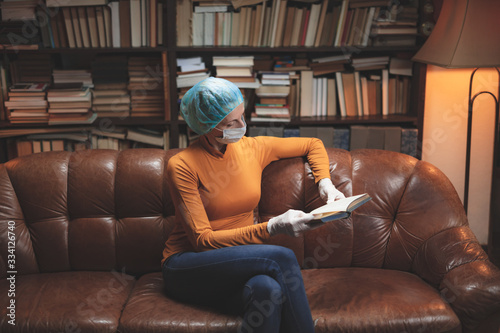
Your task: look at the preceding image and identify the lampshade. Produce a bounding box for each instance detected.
[412,0,500,68]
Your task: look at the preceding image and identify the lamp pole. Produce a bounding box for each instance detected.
[463,68,500,213]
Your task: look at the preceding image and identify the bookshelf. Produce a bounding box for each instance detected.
[0,0,427,162]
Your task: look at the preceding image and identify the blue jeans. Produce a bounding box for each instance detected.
[162,244,315,333]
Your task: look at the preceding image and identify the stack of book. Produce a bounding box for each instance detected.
[272,57,310,72]
[299,71,337,117]
[192,2,232,46]
[357,72,382,116]
[26,132,91,153]
[334,71,371,117]
[128,56,164,118]
[214,56,259,89]
[309,55,350,76]
[267,55,296,70]
[91,55,130,118]
[333,56,388,117]
[179,0,418,48]
[272,58,293,71]
[0,1,40,50]
[0,1,37,21]
[47,84,96,125]
[262,57,300,118]
[252,84,291,123]
[92,88,130,118]
[52,69,93,87]
[42,0,163,49]
[91,128,127,150]
[122,0,163,47]
[260,72,290,86]
[370,4,419,47]
[46,2,111,48]
[388,58,413,115]
[176,57,210,94]
[351,56,390,71]
[333,58,412,118]
[126,127,167,148]
[5,83,49,124]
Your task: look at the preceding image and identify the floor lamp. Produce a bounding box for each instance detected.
[412,0,500,257]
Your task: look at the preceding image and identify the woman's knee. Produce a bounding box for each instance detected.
[245,275,281,297]
[243,275,283,313]
[258,245,298,267]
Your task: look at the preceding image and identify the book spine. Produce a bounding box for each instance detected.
[15,1,164,49]
[179,1,417,47]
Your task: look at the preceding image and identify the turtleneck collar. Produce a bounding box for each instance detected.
[199,134,226,158]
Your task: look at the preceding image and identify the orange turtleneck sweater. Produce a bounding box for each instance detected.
[162,135,331,264]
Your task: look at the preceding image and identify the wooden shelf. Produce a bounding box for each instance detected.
[0,126,94,139]
[0,47,166,54]
[0,117,169,129]
[0,121,92,129]
[1,45,419,55]
[174,46,420,54]
[279,114,418,126]
[177,115,418,128]
[248,115,417,127]
[93,117,170,126]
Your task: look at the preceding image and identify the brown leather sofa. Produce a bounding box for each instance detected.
[1,148,499,333]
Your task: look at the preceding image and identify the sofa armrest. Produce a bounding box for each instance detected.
[442,261,500,333]
[413,226,500,332]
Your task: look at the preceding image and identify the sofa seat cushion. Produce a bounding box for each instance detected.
[303,267,462,333]
[119,269,463,333]
[118,273,240,333]
[0,271,135,333]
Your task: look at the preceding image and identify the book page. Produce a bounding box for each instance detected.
[310,193,368,216]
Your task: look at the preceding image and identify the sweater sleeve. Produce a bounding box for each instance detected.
[166,156,270,252]
[256,136,331,183]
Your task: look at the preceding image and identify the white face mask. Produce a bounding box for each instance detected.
[215,117,246,144]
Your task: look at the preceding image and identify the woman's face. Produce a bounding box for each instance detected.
[215,102,246,130]
[206,102,246,146]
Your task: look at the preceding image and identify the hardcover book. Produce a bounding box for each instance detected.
[309,193,372,222]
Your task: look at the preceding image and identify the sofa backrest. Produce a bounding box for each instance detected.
[0,148,469,278]
[256,148,470,273]
[0,149,179,277]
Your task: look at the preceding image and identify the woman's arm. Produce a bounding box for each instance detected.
[256,136,344,202]
[256,136,331,183]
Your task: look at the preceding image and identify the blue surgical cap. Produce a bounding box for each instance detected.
[180,77,244,135]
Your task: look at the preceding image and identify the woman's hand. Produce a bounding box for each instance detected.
[267,209,321,237]
[318,178,345,203]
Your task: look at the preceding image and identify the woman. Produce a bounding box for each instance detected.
[162,77,345,333]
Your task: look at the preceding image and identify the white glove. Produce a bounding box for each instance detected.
[318,178,345,203]
[267,209,319,237]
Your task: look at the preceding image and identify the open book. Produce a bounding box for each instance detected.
[309,193,372,222]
